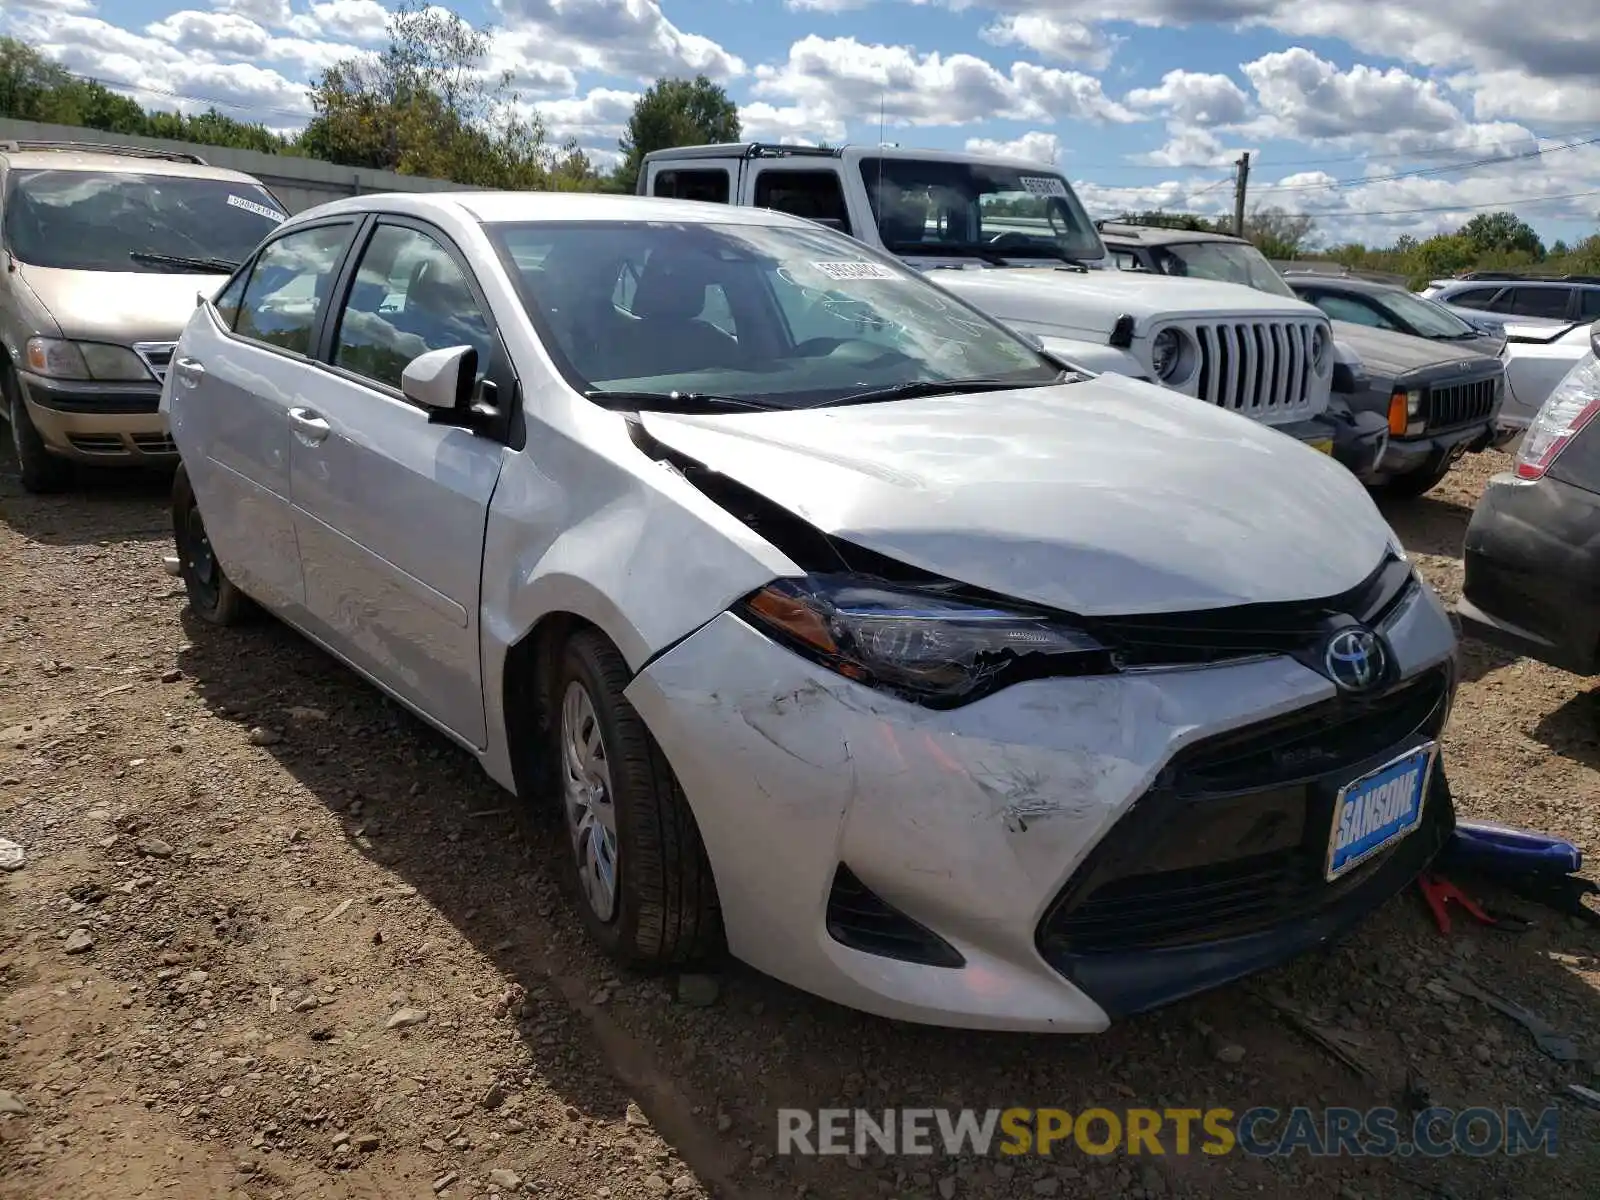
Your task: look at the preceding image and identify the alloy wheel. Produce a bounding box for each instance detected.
[560,680,619,923]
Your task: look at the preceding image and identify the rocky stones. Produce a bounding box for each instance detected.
[248,727,283,747]
[1214,1043,1247,1065]
[62,928,94,955]
[488,1168,522,1191]
[385,1007,429,1030]
[0,838,23,871]
[0,1089,27,1114]
[136,837,174,859]
[676,974,719,1008]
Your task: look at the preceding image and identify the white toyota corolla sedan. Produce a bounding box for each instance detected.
[161,191,1460,1032]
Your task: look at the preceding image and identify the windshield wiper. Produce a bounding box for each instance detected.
[583,389,776,412]
[130,251,241,273]
[884,242,1010,267]
[998,245,1091,272]
[813,372,1071,408]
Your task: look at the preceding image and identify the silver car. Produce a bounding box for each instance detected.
[162,191,1460,1031]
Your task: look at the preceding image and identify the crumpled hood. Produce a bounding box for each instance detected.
[641,374,1393,616]
[18,264,223,344]
[927,268,1323,340]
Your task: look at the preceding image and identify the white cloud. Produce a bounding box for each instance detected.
[285,0,390,42]
[145,11,271,57]
[1127,70,1251,127]
[753,36,1139,129]
[980,15,1117,71]
[534,86,639,145]
[494,0,745,82]
[1242,48,1462,142]
[738,102,848,145]
[211,0,292,26]
[964,130,1062,164]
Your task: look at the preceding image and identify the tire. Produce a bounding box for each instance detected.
[171,463,252,626]
[553,628,722,968]
[3,366,74,494]
[1374,458,1455,500]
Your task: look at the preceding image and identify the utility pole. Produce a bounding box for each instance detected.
[1233,151,1250,239]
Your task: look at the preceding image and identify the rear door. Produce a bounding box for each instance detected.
[740,163,859,237]
[168,219,358,616]
[287,216,510,747]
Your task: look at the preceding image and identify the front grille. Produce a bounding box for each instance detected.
[132,341,177,383]
[66,434,126,454]
[1182,320,1324,417]
[1085,553,1416,669]
[825,864,964,968]
[1037,664,1452,958]
[1424,375,1499,430]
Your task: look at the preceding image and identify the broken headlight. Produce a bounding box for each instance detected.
[736,575,1115,707]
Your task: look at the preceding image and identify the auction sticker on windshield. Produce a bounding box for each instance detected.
[810,260,899,281]
[227,194,286,223]
[1324,743,1435,881]
[1019,176,1069,199]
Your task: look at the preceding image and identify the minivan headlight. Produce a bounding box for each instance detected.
[24,338,151,382]
[737,575,1115,707]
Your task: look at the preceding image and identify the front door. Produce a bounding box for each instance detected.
[171,220,357,617]
[287,218,508,747]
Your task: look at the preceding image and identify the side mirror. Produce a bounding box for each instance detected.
[401,345,477,412]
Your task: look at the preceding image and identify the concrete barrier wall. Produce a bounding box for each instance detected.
[0,118,481,213]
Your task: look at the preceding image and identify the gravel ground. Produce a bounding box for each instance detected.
[1,444,1597,1200]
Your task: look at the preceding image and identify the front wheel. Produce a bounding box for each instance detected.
[4,369,74,494]
[553,628,722,968]
[171,464,252,626]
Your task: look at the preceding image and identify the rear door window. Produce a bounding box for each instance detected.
[752,170,852,235]
[1579,290,1600,319]
[1449,287,1503,310]
[1496,287,1571,318]
[652,169,731,204]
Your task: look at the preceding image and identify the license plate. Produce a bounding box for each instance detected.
[1324,743,1436,881]
[1310,439,1334,455]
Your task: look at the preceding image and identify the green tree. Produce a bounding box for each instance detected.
[1244,205,1316,258]
[613,75,741,193]
[299,0,590,187]
[1458,210,1544,259]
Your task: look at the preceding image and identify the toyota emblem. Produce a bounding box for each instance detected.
[1323,627,1386,692]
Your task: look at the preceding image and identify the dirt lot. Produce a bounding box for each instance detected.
[1,444,1597,1200]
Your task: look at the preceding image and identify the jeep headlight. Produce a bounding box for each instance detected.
[1151,328,1184,381]
[1311,325,1332,372]
[24,338,152,382]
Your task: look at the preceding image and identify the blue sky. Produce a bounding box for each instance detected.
[7,0,1599,248]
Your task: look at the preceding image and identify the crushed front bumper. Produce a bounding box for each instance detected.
[624,580,1459,1031]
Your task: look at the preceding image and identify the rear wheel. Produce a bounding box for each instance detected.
[171,464,252,626]
[553,628,722,968]
[4,367,74,494]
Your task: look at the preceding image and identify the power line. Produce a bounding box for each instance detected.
[1088,127,1600,172]
[1248,134,1600,194]
[1297,188,1600,218]
[62,69,312,122]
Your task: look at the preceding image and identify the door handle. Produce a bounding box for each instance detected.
[288,407,331,443]
[173,357,205,386]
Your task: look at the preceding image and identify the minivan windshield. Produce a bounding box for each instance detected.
[489,219,1065,410]
[857,158,1105,266]
[1145,240,1298,298]
[3,170,287,273]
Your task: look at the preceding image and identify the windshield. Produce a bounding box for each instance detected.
[1374,289,1478,338]
[1148,241,1297,299]
[3,170,287,273]
[856,158,1104,265]
[488,219,1063,409]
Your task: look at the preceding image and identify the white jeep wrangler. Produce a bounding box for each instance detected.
[639,143,1378,468]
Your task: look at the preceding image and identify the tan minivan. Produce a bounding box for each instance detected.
[0,140,289,491]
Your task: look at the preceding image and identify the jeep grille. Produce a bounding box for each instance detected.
[1179,320,1324,418]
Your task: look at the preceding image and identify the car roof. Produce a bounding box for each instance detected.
[639,141,1071,175]
[1435,278,1594,290]
[291,189,819,229]
[0,148,264,186]
[1098,223,1250,247]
